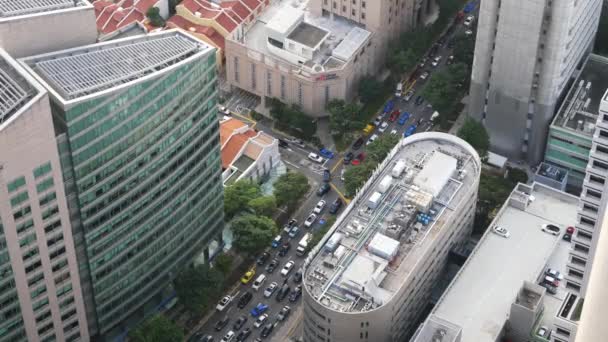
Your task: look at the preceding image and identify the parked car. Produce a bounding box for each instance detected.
[216,295,233,311]
[541,224,561,236]
[415,96,424,106]
[289,285,302,302]
[281,260,295,276]
[356,152,366,162]
[419,71,430,80]
[419,57,427,68]
[404,90,415,102]
[278,243,291,257]
[329,198,343,214]
[319,148,334,159]
[250,303,269,317]
[464,15,475,26]
[492,226,510,238]
[378,122,389,133]
[344,152,354,164]
[352,137,364,150]
[253,313,269,328]
[293,270,302,283]
[431,55,442,67]
[398,112,410,125]
[233,315,248,330]
[236,328,251,342]
[546,268,564,280]
[390,129,398,135]
[543,275,559,287]
[215,316,230,331]
[317,183,331,196]
[389,110,400,122]
[252,274,267,291]
[265,259,278,273]
[277,306,291,321]
[446,55,455,65]
[313,200,326,214]
[277,139,288,148]
[372,116,382,126]
[307,152,324,163]
[264,282,279,298]
[220,331,235,342]
[241,268,255,284]
[304,213,317,228]
[276,284,291,301]
[201,335,214,342]
[256,252,270,266]
[260,323,274,338]
[465,29,474,36]
[404,125,417,137]
[271,234,283,248]
[367,134,379,146]
[540,282,558,294]
[288,226,300,238]
[237,292,253,309]
[322,169,331,182]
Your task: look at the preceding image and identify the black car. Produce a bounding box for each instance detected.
[352,137,364,150]
[323,169,331,182]
[344,152,354,164]
[260,323,274,338]
[415,96,424,106]
[317,183,331,196]
[256,252,270,266]
[329,198,342,214]
[292,270,302,283]
[266,259,279,273]
[188,332,204,342]
[278,139,288,148]
[201,336,214,342]
[237,292,253,309]
[214,316,230,331]
[278,243,291,257]
[233,315,248,330]
[540,282,558,295]
[289,285,302,302]
[236,328,252,342]
[276,284,290,302]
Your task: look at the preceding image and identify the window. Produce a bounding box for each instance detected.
[34,163,52,179]
[13,205,31,221]
[589,175,605,185]
[36,177,54,193]
[568,268,584,279]
[7,176,26,193]
[574,243,589,254]
[571,256,586,266]
[17,219,34,234]
[577,230,593,240]
[39,192,57,207]
[580,217,595,226]
[10,191,29,207]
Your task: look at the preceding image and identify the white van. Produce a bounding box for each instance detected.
[252,274,267,291]
[395,82,403,97]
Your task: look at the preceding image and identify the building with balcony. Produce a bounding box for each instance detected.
[0,0,98,58]
[0,49,90,342]
[19,30,224,338]
[225,0,373,117]
[302,132,481,342]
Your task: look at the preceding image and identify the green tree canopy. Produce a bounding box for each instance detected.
[366,132,400,163]
[358,77,383,104]
[457,117,490,159]
[344,162,376,197]
[452,34,476,66]
[231,214,278,255]
[146,7,165,27]
[248,195,277,217]
[224,180,262,219]
[270,99,317,139]
[129,315,184,342]
[327,99,364,138]
[174,264,224,314]
[214,253,234,276]
[273,172,310,212]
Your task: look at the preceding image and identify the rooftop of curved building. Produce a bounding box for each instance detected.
[0,0,91,19]
[303,133,481,314]
[0,49,42,130]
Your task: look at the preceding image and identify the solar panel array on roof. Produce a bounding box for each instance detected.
[0,67,29,124]
[332,27,371,61]
[34,35,202,100]
[0,0,78,18]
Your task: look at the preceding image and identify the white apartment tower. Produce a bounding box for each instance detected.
[468,0,602,164]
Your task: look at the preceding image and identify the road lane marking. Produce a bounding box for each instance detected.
[330,182,350,204]
[284,160,301,169]
[330,157,343,173]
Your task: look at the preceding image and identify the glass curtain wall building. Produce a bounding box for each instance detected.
[20,30,224,338]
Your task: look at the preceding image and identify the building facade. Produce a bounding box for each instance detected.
[0,50,90,342]
[0,0,98,58]
[468,0,602,164]
[302,133,481,342]
[20,30,224,338]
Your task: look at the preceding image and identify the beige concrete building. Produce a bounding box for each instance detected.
[302,132,481,342]
[0,0,98,58]
[225,0,374,116]
[0,49,90,342]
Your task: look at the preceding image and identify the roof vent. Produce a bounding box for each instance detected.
[432,329,447,342]
[195,11,201,17]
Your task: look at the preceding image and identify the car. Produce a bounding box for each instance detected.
[356,152,366,162]
[546,268,564,280]
[237,291,253,309]
[417,117,425,126]
[319,148,335,159]
[304,213,317,228]
[264,282,278,298]
[544,275,559,287]
[404,90,414,102]
[378,122,389,133]
[250,303,269,317]
[288,226,300,238]
[390,129,398,135]
[382,100,395,115]
[256,252,270,266]
[278,243,291,257]
[253,313,268,328]
[367,134,379,146]
[215,316,230,331]
[293,270,302,283]
[307,152,324,163]
[219,105,231,115]
[372,117,382,127]
[389,110,400,122]
[317,183,330,196]
[395,82,403,97]
[431,55,442,67]
[189,332,206,342]
[289,285,302,302]
[351,159,361,166]
[277,139,288,148]
[398,111,410,125]
[492,226,510,238]
[265,259,279,273]
[221,331,235,342]
[241,268,255,284]
[566,226,575,234]
[233,315,248,330]
[352,137,364,150]
[340,168,345,181]
[322,169,331,182]
[276,284,291,301]
[216,295,233,311]
[419,57,427,68]
[415,96,424,106]
[277,306,291,321]
[362,124,375,135]
[201,336,215,342]
[252,274,267,291]
[283,219,297,233]
[537,326,549,338]
[404,124,417,137]
[563,233,572,242]
[236,328,252,342]
[540,282,558,294]
[542,223,561,236]
[281,260,295,276]
[271,234,283,248]
[329,198,343,214]
[446,55,455,65]
[465,29,474,36]
[313,200,326,214]
[260,323,274,337]
[464,15,475,26]
[419,71,430,80]
[344,151,354,164]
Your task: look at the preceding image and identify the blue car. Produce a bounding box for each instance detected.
[398,112,410,125]
[271,235,283,248]
[404,125,417,137]
[319,148,334,159]
[383,100,395,114]
[250,303,269,317]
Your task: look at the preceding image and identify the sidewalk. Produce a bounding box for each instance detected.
[448,96,469,135]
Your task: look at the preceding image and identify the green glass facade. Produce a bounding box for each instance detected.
[0,218,27,341]
[545,126,592,189]
[56,53,224,333]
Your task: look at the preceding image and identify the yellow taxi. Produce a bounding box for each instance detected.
[240,267,256,284]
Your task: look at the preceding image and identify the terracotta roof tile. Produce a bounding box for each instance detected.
[94,0,156,35]
[215,11,238,32]
[167,15,226,50]
[221,130,257,169]
[241,0,261,11]
[221,1,250,21]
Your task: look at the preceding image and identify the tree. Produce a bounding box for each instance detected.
[452,34,476,66]
[358,77,383,104]
[231,214,277,255]
[366,133,400,163]
[129,315,184,342]
[327,99,364,138]
[174,264,224,313]
[457,117,490,159]
[273,172,310,212]
[507,167,529,185]
[214,253,234,276]
[146,7,165,27]
[344,162,376,197]
[224,180,261,219]
[269,99,317,140]
[248,195,277,217]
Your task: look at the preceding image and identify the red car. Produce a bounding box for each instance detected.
[389,110,400,122]
[351,159,361,166]
[357,153,366,162]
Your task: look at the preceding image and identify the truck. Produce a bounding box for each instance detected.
[296,233,312,256]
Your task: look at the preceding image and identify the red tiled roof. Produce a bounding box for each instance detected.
[221,1,250,21]
[221,130,257,169]
[240,0,261,11]
[93,0,157,35]
[215,11,238,32]
[167,15,226,50]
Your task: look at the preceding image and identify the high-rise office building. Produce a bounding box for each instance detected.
[0,49,89,342]
[468,0,602,164]
[302,132,480,342]
[19,30,224,338]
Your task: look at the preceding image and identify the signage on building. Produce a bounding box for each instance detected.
[316,73,338,81]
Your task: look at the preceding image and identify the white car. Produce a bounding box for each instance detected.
[221,330,235,342]
[465,29,474,36]
[304,213,317,228]
[431,56,442,67]
[372,117,382,126]
[390,129,398,135]
[216,295,233,311]
[464,15,475,26]
[281,260,295,276]
[313,200,326,214]
[366,134,379,146]
[492,226,510,238]
[378,122,389,133]
[340,168,345,181]
[546,268,564,280]
[263,282,278,298]
[218,105,231,115]
[419,71,430,80]
[541,223,560,236]
[254,314,268,328]
[308,152,324,164]
[404,90,415,102]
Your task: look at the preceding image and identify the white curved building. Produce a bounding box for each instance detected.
[302,132,481,342]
